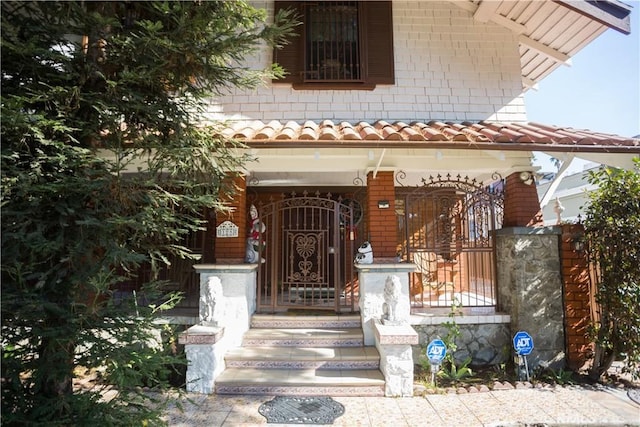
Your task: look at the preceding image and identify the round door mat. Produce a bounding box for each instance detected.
[258,396,345,424]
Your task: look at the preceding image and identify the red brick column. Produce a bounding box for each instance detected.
[503,172,544,227]
[366,171,397,258]
[561,223,592,370]
[213,175,247,261]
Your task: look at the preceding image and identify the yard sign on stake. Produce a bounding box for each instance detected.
[513,331,534,381]
[426,338,447,386]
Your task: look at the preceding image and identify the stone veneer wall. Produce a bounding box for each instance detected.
[496,227,565,369]
[411,317,511,366]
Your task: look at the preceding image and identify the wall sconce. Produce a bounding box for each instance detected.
[572,235,585,252]
[519,171,534,185]
[378,200,390,209]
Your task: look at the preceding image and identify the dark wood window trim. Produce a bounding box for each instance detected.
[273,1,394,90]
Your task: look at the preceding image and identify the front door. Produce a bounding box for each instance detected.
[255,192,357,313]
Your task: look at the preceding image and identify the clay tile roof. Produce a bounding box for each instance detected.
[395,122,426,141]
[357,122,381,140]
[223,120,640,153]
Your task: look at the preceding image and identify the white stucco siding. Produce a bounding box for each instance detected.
[205,1,526,123]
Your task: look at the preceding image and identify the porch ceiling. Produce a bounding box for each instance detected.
[230,120,639,187]
[449,0,633,89]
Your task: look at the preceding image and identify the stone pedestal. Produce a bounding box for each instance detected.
[179,262,257,394]
[373,319,419,397]
[179,325,225,394]
[356,262,416,345]
[194,262,258,348]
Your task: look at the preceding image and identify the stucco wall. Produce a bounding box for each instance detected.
[206,1,526,123]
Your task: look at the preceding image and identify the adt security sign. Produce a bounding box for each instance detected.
[426,338,447,364]
[513,331,534,356]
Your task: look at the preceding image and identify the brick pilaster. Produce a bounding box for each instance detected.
[366,171,397,258]
[503,172,544,227]
[561,223,592,370]
[213,175,247,261]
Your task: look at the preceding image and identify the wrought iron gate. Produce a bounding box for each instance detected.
[255,192,357,313]
[398,174,504,309]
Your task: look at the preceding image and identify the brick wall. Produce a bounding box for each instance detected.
[214,176,247,261]
[206,1,526,123]
[366,171,397,258]
[560,224,592,370]
[503,172,544,227]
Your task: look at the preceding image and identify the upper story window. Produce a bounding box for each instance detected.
[274,1,394,90]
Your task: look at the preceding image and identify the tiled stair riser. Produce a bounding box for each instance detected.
[216,314,385,396]
[226,360,379,369]
[242,337,364,347]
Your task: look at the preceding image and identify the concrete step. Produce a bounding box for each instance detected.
[225,345,380,369]
[242,327,364,347]
[215,368,385,396]
[250,313,362,329]
[215,314,384,396]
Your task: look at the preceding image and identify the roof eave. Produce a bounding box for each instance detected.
[244,140,640,154]
[553,0,632,34]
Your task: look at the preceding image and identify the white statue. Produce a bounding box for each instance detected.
[354,241,373,264]
[199,276,224,326]
[382,275,403,325]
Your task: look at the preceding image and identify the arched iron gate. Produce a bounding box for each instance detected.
[397,174,504,309]
[255,192,357,313]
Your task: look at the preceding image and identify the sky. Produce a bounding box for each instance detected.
[525,1,640,173]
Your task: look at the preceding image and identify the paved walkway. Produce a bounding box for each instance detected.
[163,385,639,426]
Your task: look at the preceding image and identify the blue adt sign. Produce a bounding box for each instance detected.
[513,331,534,356]
[426,339,447,364]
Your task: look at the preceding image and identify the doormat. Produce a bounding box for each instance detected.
[258,396,345,424]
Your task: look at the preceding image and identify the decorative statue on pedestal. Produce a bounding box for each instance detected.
[354,241,374,264]
[245,204,266,263]
[382,275,403,325]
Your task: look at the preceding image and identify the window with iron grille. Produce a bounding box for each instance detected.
[274,1,394,89]
[304,1,361,82]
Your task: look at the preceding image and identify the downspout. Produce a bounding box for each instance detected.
[372,148,387,179]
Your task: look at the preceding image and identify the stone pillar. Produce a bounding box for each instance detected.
[496,227,565,369]
[356,263,416,345]
[373,320,418,397]
[366,170,397,257]
[179,326,224,394]
[179,263,258,394]
[194,263,258,343]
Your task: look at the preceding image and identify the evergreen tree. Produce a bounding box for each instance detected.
[1,1,295,424]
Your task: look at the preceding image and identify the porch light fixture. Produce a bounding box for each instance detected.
[519,171,534,185]
[378,200,390,209]
[572,234,586,252]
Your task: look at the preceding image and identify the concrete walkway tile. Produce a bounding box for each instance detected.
[425,394,483,426]
[457,391,545,426]
[363,397,405,427]
[584,387,640,422]
[396,397,444,427]
[499,389,570,424]
[552,387,633,424]
[332,397,371,426]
